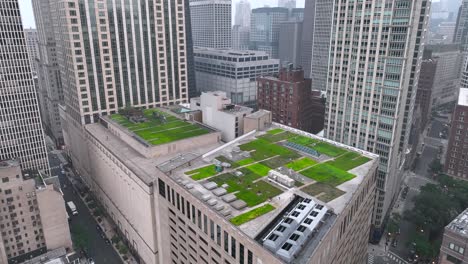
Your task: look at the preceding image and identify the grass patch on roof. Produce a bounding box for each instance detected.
[300,163,355,186]
[267,128,284,135]
[239,139,299,161]
[230,204,276,226]
[260,131,296,143]
[301,182,345,202]
[110,109,210,145]
[237,158,256,166]
[214,156,239,168]
[246,163,271,176]
[326,152,371,171]
[288,135,318,146]
[210,169,283,207]
[260,156,292,169]
[286,157,318,171]
[185,165,218,180]
[310,142,348,157]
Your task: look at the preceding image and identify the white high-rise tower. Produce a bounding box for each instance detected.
[324,0,430,239]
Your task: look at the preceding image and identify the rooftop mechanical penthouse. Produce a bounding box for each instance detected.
[76,108,378,264]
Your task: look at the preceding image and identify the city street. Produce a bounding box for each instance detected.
[48,151,123,264]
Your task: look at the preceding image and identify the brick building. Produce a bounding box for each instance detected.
[445,88,468,180]
[257,67,324,134]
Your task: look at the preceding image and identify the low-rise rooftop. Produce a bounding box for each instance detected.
[447,208,468,238]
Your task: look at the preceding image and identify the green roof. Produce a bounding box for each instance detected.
[184,128,372,210]
[110,109,210,145]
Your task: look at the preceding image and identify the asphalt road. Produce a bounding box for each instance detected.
[48,152,123,264]
[427,119,448,139]
[414,145,439,177]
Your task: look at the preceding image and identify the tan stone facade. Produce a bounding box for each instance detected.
[0,161,72,262]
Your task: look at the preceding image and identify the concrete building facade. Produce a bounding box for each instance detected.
[32,0,65,147]
[24,28,39,76]
[232,25,250,51]
[234,0,251,28]
[190,92,253,142]
[445,88,468,181]
[416,59,438,130]
[454,0,468,51]
[278,0,296,9]
[193,48,279,107]
[75,108,377,264]
[278,21,302,67]
[439,208,468,264]
[324,0,430,239]
[300,0,333,91]
[189,0,232,48]
[425,44,464,108]
[0,160,72,263]
[250,7,289,59]
[257,68,319,133]
[0,0,50,174]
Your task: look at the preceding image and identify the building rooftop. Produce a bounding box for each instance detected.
[447,208,468,238]
[108,108,213,146]
[168,124,378,262]
[194,47,271,58]
[86,112,377,263]
[458,88,468,107]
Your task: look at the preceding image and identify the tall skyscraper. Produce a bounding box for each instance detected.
[250,7,289,59]
[0,0,49,173]
[24,28,39,76]
[278,0,296,9]
[278,21,302,66]
[232,25,250,50]
[190,0,232,48]
[454,0,468,50]
[33,0,195,180]
[301,0,333,91]
[235,0,251,27]
[32,0,65,147]
[324,0,430,239]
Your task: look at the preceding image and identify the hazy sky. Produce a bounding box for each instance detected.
[19,0,305,29]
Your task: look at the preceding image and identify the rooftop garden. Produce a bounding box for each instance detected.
[183,127,373,222]
[110,108,210,145]
[230,204,276,226]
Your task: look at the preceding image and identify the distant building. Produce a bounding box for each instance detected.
[232,25,250,50]
[250,7,289,59]
[425,44,464,108]
[278,21,303,67]
[24,28,39,75]
[33,0,65,147]
[300,0,334,91]
[416,59,438,129]
[194,48,279,107]
[190,92,253,141]
[190,0,232,48]
[289,8,304,21]
[439,208,468,264]
[234,0,251,27]
[243,109,273,133]
[0,160,72,263]
[278,0,296,9]
[454,0,468,50]
[257,67,324,133]
[445,88,468,180]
